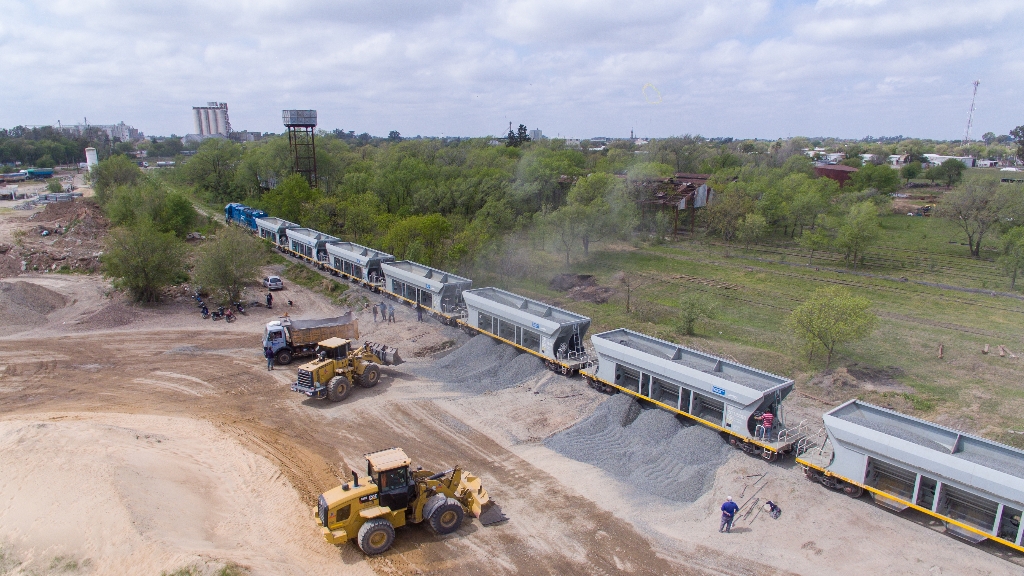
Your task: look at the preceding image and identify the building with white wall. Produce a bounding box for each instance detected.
[192,102,231,136]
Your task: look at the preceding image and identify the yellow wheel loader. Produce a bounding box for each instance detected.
[291,337,401,401]
[316,448,507,555]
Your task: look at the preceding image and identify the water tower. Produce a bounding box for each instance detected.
[282,110,318,187]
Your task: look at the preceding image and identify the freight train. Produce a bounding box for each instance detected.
[226,202,1024,554]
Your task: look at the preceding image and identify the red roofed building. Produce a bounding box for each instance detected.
[814,164,858,187]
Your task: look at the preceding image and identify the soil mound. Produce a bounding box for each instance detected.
[0,281,68,327]
[414,334,545,394]
[546,394,731,503]
[549,274,596,292]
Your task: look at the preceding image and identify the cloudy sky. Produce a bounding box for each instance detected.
[1,0,1020,139]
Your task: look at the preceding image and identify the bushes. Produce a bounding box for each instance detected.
[101,219,186,302]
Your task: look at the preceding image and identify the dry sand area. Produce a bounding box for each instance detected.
[0,263,1022,574]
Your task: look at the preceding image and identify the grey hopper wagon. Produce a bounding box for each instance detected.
[461,287,591,370]
[325,241,395,285]
[586,329,803,456]
[286,228,338,264]
[254,216,300,247]
[379,260,472,316]
[798,400,1024,550]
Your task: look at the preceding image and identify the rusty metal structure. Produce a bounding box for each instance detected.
[282,110,318,187]
[640,173,715,236]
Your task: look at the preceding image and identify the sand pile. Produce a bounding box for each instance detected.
[0,280,67,326]
[414,334,545,394]
[546,394,731,503]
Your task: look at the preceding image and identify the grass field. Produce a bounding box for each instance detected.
[493,216,1024,446]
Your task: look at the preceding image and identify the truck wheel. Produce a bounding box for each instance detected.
[327,376,352,402]
[357,518,395,555]
[275,350,293,365]
[358,364,380,388]
[427,497,464,535]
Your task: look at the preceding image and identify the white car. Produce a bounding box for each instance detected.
[263,275,284,290]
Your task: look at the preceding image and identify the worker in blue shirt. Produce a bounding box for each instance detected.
[720,496,740,533]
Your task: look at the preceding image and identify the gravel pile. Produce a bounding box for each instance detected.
[415,335,545,394]
[546,394,731,503]
[0,281,67,327]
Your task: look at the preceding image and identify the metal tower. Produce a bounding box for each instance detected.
[962,80,980,148]
[282,110,318,187]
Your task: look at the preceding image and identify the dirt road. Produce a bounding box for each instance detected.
[0,269,1021,575]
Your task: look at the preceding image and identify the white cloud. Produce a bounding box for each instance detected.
[0,0,1020,139]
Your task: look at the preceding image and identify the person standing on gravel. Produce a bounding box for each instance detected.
[264,345,275,371]
[720,497,739,533]
[387,303,395,323]
[372,304,379,323]
[266,292,273,309]
[416,303,423,322]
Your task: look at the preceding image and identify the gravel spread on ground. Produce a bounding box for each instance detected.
[413,334,545,394]
[0,280,67,327]
[546,393,731,503]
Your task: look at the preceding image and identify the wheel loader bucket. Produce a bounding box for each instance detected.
[365,341,402,365]
[478,501,508,526]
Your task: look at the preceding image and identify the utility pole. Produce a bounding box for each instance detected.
[962,80,980,149]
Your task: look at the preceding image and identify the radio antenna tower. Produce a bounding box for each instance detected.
[961,80,980,148]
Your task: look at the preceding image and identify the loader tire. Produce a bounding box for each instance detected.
[275,350,293,365]
[357,518,395,555]
[427,497,464,535]
[358,364,381,388]
[327,376,352,402]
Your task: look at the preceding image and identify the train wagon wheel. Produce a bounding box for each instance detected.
[842,484,864,498]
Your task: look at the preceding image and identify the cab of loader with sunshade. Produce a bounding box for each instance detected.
[316,447,507,555]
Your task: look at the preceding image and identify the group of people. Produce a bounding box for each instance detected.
[373,300,396,323]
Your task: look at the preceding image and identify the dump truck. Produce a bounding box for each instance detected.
[316,447,507,555]
[291,337,402,401]
[263,313,358,365]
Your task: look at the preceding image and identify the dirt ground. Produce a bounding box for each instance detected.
[1,230,1022,573]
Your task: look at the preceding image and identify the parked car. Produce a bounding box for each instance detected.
[263,275,284,290]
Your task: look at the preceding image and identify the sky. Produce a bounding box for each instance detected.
[0,0,1021,140]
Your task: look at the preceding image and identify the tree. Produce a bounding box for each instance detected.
[179,138,242,201]
[257,173,319,223]
[678,293,717,336]
[735,213,767,248]
[193,226,265,303]
[158,191,198,237]
[565,173,634,255]
[786,286,877,366]
[101,219,186,303]
[939,159,967,187]
[900,162,921,183]
[998,227,1024,290]
[937,176,1005,257]
[1011,125,1024,160]
[91,155,142,204]
[546,204,586,268]
[506,123,531,148]
[388,131,402,142]
[46,179,62,194]
[849,163,900,194]
[834,201,880,267]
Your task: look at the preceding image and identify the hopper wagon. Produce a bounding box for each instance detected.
[461,287,591,373]
[798,400,1024,551]
[583,328,806,459]
[379,260,471,317]
[325,241,395,287]
[286,228,339,266]
[255,216,300,247]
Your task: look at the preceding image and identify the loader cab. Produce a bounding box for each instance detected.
[316,337,352,362]
[366,448,416,512]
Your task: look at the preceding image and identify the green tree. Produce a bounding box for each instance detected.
[382,214,453,266]
[834,201,880,267]
[900,162,921,183]
[937,175,1005,257]
[735,213,768,248]
[546,203,586,268]
[46,179,62,194]
[786,286,877,366]
[939,159,967,187]
[677,293,717,336]
[257,174,319,223]
[101,220,186,303]
[998,227,1024,290]
[193,226,266,303]
[1010,125,1024,160]
[91,155,142,204]
[159,191,198,237]
[179,138,242,201]
[849,163,901,194]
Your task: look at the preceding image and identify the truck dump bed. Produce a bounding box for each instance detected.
[283,313,358,346]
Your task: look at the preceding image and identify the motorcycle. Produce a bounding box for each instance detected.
[201,305,210,319]
[212,306,225,321]
[234,301,246,315]
[225,308,236,323]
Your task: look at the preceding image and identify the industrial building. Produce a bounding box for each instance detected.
[192,102,232,137]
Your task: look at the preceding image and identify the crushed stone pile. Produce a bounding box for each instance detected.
[546,394,731,503]
[414,334,545,394]
[0,281,67,326]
